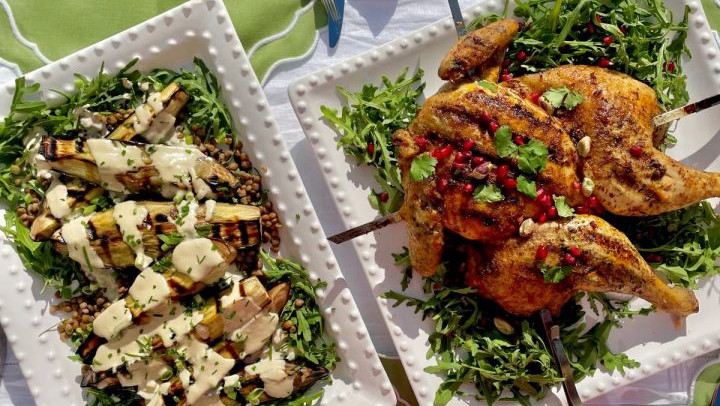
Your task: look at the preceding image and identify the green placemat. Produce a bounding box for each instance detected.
[0,0,326,82]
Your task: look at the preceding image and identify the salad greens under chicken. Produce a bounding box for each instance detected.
[0,59,337,406]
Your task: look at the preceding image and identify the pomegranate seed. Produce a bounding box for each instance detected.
[603,36,613,46]
[463,140,475,151]
[587,196,599,208]
[504,178,518,188]
[431,149,443,159]
[538,194,552,208]
[586,23,596,34]
[513,135,525,145]
[666,61,676,73]
[379,192,389,203]
[529,92,542,105]
[502,68,510,75]
[594,14,602,24]
[500,74,513,82]
[536,187,546,197]
[502,59,511,68]
[562,253,577,265]
[367,142,375,155]
[547,206,557,218]
[471,156,484,166]
[629,145,643,157]
[538,213,548,224]
[463,183,474,193]
[645,253,663,263]
[437,178,448,191]
[569,246,581,257]
[572,181,582,190]
[452,162,467,169]
[598,58,613,68]
[536,245,549,261]
[440,145,454,159]
[455,152,467,163]
[620,26,628,35]
[415,137,429,147]
[516,51,527,61]
[497,164,510,179]
[590,220,598,229]
[480,111,491,123]
[576,206,589,214]
[489,122,500,133]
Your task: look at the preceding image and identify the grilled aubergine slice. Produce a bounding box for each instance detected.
[108,82,190,142]
[51,201,261,269]
[39,136,238,197]
[30,177,105,240]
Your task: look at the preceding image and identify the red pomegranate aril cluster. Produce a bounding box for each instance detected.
[589,220,598,229]
[645,253,663,263]
[500,74,513,82]
[504,178,518,189]
[629,145,643,157]
[666,61,676,73]
[598,58,613,68]
[562,253,577,265]
[432,145,454,160]
[367,142,375,155]
[602,36,613,46]
[415,137,429,148]
[462,140,475,151]
[536,244,549,260]
[437,178,449,191]
[471,156,485,166]
[489,121,500,133]
[547,206,557,218]
[529,92,542,105]
[379,192,389,203]
[516,51,527,61]
[586,23,596,34]
[463,183,474,193]
[513,135,525,145]
[572,181,582,190]
[497,164,510,179]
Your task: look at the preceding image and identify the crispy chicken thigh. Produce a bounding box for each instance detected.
[465,215,699,317]
[503,66,720,216]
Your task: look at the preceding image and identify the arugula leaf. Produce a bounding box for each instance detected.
[540,264,573,283]
[410,153,437,181]
[553,195,575,218]
[321,69,425,215]
[493,125,516,158]
[517,140,549,174]
[473,184,503,203]
[542,87,584,110]
[516,175,537,198]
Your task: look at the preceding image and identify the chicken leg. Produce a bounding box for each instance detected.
[465,215,699,317]
[504,65,720,216]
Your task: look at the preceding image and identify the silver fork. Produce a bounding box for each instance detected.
[322,0,340,21]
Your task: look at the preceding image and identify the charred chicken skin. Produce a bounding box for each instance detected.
[393,18,701,316]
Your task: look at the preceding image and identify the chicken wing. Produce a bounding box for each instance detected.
[504,65,720,216]
[465,215,699,316]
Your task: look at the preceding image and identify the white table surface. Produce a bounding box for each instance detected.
[0,0,718,404]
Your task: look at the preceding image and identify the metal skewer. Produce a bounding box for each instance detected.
[540,309,584,406]
[653,93,720,127]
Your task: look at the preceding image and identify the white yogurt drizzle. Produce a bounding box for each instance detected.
[46,179,71,219]
[171,238,226,284]
[119,359,172,406]
[92,303,203,372]
[184,338,235,404]
[204,200,216,222]
[244,358,294,399]
[128,269,172,312]
[60,216,117,297]
[175,198,199,239]
[92,300,133,340]
[230,311,279,355]
[86,139,143,193]
[112,201,151,269]
[146,145,214,199]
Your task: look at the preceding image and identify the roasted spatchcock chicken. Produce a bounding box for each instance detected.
[395,19,713,317]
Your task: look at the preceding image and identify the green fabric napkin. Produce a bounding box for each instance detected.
[0,0,326,81]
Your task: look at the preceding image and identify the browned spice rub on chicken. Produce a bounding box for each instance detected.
[393,18,704,316]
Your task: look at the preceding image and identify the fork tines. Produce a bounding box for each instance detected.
[322,0,340,21]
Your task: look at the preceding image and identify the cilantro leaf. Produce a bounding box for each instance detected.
[516,175,537,198]
[493,125,517,158]
[542,87,585,110]
[475,80,498,92]
[517,140,548,174]
[473,184,503,203]
[553,195,575,218]
[410,153,437,181]
[540,264,574,283]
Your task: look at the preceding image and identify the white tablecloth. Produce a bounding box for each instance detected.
[0,0,717,404]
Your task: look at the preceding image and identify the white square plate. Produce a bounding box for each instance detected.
[0,1,396,405]
[288,1,720,405]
